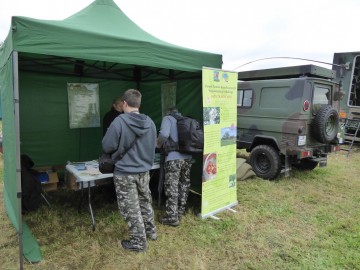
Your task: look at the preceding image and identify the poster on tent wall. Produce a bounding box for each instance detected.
[200,68,238,218]
[67,83,100,128]
[161,82,177,117]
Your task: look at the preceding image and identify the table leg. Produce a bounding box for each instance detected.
[78,182,84,213]
[88,185,96,231]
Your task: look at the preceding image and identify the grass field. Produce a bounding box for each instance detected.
[1,147,360,270]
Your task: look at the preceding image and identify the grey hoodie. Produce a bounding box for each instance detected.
[102,112,156,174]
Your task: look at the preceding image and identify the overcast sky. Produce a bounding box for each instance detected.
[1,0,360,71]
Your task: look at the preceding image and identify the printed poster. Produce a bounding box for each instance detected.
[67,83,100,129]
[161,82,177,117]
[201,68,238,218]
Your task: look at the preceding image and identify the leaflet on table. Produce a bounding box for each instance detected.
[73,163,86,170]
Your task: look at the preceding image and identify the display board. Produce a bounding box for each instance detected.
[161,82,177,117]
[67,83,100,128]
[201,68,238,218]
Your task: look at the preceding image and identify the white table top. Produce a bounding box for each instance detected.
[66,154,161,183]
[66,160,113,182]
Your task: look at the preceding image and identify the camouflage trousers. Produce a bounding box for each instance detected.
[164,159,192,221]
[113,172,156,249]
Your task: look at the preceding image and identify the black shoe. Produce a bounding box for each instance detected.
[147,233,157,241]
[159,217,180,227]
[121,240,147,252]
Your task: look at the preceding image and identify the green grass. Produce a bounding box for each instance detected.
[1,146,360,270]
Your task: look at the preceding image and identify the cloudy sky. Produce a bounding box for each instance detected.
[1,0,359,71]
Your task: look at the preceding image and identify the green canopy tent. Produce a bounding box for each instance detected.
[0,0,222,264]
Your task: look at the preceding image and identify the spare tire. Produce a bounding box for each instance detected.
[312,105,339,143]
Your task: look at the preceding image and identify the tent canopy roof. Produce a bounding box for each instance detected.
[0,0,222,72]
[0,0,223,264]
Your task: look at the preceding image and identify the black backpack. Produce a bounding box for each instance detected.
[170,113,204,154]
[21,155,42,213]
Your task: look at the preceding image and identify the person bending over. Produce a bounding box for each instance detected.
[157,107,192,227]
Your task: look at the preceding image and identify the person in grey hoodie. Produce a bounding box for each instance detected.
[102,89,157,252]
[157,107,192,227]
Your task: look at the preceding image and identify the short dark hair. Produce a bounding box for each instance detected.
[112,96,122,105]
[122,89,141,108]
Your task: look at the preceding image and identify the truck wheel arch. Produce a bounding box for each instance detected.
[250,137,280,152]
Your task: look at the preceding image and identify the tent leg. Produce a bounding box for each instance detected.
[17,192,24,270]
[13,51,24,269]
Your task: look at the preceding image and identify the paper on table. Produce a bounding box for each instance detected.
[86,166,101,175]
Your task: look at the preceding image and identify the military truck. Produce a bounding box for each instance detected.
[237,65,343,179]
[332,51,360,120]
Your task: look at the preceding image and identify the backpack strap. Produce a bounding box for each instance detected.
[170,112,182,121]
[113,116,144,161]
[116,135,139,160]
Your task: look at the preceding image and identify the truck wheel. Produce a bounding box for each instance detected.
[293,159,319,170]
[249,145,281,180]
[312,105,339,143]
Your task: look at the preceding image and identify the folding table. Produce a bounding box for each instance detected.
[66,157,160,231]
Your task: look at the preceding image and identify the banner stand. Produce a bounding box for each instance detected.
[200,68,238,219]
[200,202,238,220]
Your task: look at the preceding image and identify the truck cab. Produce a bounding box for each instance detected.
[237,65,343,179]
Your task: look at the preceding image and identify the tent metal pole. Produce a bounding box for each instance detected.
[13,51,24,270]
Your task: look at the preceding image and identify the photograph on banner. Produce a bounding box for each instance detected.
[201,68,238,217]
[221,125,237,146]
[203,107,220,125]
[67,83,100,129]
[203,152,217,182]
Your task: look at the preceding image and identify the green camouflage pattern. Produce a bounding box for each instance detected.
[237,65,342,179]
[163,159,192,221]
[113,172,156,249]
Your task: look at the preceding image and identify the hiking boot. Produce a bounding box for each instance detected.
[147,233,157,241]
[159,216,180,227]
[178,209,186,221]
[121,240,147,252]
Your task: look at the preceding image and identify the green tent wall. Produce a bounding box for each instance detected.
[0,0,222,264]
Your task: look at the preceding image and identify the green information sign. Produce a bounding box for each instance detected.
[67,83,100,129]
[201,68,238,218]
